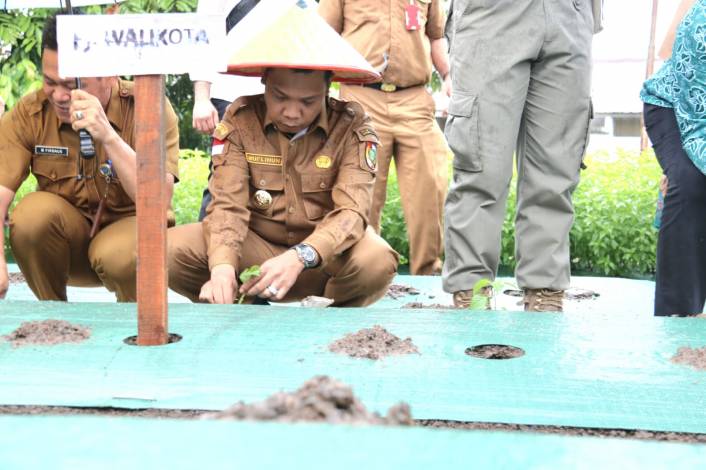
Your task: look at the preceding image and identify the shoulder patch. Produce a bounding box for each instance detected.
[118,80,135,97]
[355,126,380,144]
[213,121,234,140]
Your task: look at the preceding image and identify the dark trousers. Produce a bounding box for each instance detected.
[198,98,232,221]
[643,103,706,316]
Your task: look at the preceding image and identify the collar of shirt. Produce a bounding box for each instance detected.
[104,80,128,132]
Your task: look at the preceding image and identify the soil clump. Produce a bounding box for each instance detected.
[3,320,91,347]
[402,302,456,309]
[671,346,706,371]
[329,325,419,360]
[386,284,420,299]
[1,406,705,442]
[8,272,25,284]
[205,375,413,425]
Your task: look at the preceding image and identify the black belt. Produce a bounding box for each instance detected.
[363,82,413,92]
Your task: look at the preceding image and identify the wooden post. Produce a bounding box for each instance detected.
[641,0,660,152]
[134,75,168,346]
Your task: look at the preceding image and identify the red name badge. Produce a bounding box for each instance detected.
[404,1,421,31]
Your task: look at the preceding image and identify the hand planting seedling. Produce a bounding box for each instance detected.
[238,265,261,304]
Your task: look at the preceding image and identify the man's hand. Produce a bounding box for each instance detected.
[192,98,219,135]
[240,250,304,301]
[199,264,237,304]
[69,89,118,145]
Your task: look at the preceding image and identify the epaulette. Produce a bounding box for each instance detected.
[117,79,135,98]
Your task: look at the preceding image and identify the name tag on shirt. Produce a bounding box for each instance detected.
[34,145,69,157]
[245,153,283,166]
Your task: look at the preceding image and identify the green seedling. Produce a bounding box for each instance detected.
[470,278,511,310]
[238,265,261,304]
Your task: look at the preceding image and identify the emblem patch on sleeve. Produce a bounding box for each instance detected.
[213,121,232,140]
[211,138,225,156]
[365,142,378,171]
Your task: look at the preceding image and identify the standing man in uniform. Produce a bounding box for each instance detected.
[168,2,398,306]
[0,14,180,301]
[318,0,451,276]
[190,0,264,220]
[443,0,603,311]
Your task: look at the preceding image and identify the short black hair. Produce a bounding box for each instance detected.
[42,10,81,51]
[292,68,334,83]
[263,67,333,84]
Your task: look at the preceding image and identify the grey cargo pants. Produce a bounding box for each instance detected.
[442,0,594,293]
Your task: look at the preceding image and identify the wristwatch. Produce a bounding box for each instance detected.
[292,243,319,269]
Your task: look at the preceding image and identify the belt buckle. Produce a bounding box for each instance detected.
[380,82,397,92]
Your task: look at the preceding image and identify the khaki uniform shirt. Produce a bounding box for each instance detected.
[204,95,379,271]
[0,79,180,226]
[318,0,445,88]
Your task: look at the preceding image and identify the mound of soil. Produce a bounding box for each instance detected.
[402,302,456,309]
[671,346,706,371]
[206,375,413,425]
[329,325,419,360]
[8,272,25,284]
[3,320,91,347]
[386,284,420,299]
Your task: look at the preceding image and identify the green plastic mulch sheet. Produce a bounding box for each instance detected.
[1,299,706,434]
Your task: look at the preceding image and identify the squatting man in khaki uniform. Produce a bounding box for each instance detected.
[0,14,180,301]
[167,4,398,306]
[318,0,451,276]
[443,0,603,311]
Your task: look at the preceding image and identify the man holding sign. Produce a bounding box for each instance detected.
[0,14,180,301]
[167,2,398,306]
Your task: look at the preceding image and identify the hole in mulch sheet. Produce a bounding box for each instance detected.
[465,344,524,360]
[123,333,182,346]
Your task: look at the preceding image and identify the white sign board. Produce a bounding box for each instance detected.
[57,13,226,77]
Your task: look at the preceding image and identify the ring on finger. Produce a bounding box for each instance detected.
[267,285,279,296]
[74,110,84,120]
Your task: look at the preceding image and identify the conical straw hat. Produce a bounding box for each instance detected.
[224,0,380,83]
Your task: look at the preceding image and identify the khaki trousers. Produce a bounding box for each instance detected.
[339,84,449,275]
[9,191,137,301]
[443,0,593,293]
[167,224,399,307]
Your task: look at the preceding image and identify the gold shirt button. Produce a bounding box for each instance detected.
[50,171,57,179]
[259,179,266,186]
[288,206,295,214]
[319,182,326,189]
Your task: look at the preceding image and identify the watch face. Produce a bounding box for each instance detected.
[301,245,316,263]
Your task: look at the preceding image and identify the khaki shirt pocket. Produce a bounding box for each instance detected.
[249,168,284,218]
[31,157,77,193]
[446,91,482,172]
[300,172,336,221]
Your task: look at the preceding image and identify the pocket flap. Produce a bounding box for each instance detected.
[301,172,336,193]
[448,92,476,118]
[31,158,76,182]
[250,170,284,191]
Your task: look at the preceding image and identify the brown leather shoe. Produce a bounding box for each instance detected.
[523,289,564,312]
[453,287,492,309]
[453,290,473,308]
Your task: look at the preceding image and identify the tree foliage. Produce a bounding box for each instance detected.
[0,0,205,149]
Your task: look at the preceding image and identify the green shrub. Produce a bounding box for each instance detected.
[381,148,662,278]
